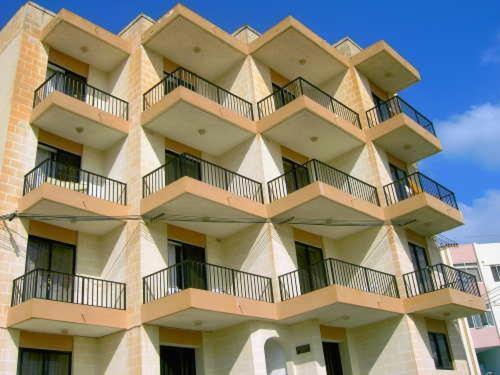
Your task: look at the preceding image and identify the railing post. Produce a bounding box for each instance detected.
[440,264,448,289]
[364,268,371,293]
[458,271,465,292]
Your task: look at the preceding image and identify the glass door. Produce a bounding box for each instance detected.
[390,164,409,201]
[323,342,344,375]
[283,158,309,194]
[36,144,81,183]
[409,242,434,294]
[373,93,391,123]
[160,346,196,375]
[18,348,71,375]
[168,240,206,291]
[165,150,201,185]
[296,242,326,293]
[47,62,87,101]
[25,236,75,303]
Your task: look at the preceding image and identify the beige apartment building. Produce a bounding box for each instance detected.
[0,2,487,374]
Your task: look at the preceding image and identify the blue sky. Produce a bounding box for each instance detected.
[2,0,500,242]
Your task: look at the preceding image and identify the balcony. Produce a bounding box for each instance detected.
[351,41,420,94]
[403,264,485,319]
[8,269,127,337]
[31,73,129,150]
[142,4,247,81]
[142,68,256,156]
[141,261,275,330]
[267,159,384,239]
[257,78,364,160]
[383,172,463,235]
[365,96,441,163]
[41,9,131,72]
[249,17,348,83]
[277,258,403,327]
[19,159,128,235]
[141,153,266,238]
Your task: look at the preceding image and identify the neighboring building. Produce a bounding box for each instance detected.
[452,244,500,374]
[0,2,485,374]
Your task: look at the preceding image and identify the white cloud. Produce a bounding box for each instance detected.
[447,190,500,243]
[437,102,500,169]
[481,33,500,64]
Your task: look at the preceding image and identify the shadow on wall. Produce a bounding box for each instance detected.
[265,338,288,375]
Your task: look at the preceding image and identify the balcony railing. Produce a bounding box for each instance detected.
[366,96,435,136]
[143,260,274,303]
[33,72,129,120]
[142,153,264,203]
[23,159,127,205]
[268,159,379,205]
[403,263,480,298]
[11,269,126,310]
[383,172,457,209]
[257,77,361,128]
[279,258,399,301]
[143,67,254,120]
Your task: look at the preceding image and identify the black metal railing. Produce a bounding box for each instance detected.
[383,172,457,209]
[279,258,399,300]
[143,67,254,120]
[23,159,127,205]
[143,260,273,303]
[142,153,263,203]
[257,77,360,128]
[33,72,129,120]
[366,96,435,136]
[403,263,480,298]
[268,159,379,205]
[11,269,126,310]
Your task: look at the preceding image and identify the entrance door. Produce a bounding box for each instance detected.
[160,346,196,375]
[323,342,343,375]
[18,348,71,375]
[25,236,75,303]
[168,240,206,291]
[296,242,326,293]
[409,242,433,293]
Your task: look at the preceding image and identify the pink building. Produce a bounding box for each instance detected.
[452,244,500,374]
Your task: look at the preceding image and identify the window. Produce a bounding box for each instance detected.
[18,348,71,375]
[428,332,453,370]
[454,262,482,281]
[491,265,500,282]
[467,306,495,329]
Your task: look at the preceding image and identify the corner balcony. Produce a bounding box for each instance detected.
[383,172,463,235]
[141,261,275,330]
[19,159,128,235]
[257,78,364,160]
[267,159,384,239]
[8,269,127,337]
[142,68,256,156]
[141,153,266,238]
[365,96,441,163]
[31,72,129,150]
[277,258,403,327]
[403,264,485,319]
[142,4,247,81]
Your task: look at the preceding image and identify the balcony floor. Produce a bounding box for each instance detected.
[7,299,127,337]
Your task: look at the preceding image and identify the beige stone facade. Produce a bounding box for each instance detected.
[0,2,482,374]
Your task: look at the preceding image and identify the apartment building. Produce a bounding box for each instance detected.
[0,2,486,374]
[452,243,500,374]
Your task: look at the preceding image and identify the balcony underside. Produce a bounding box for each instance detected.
[19,184,127,235]
[404,288,486,320]
[141,177,267,238]
[41,10,131,72]
[250,18,348,83]
[7,299,127,337]
[142,87,256,156]
[268,182,384,239]
[142,5,247,81]
[31,92,129,150]
[142,288,275,331]
[352,41,420,94]
[258,97,364,160]
[367,113,441,163]
[278,285,403,328]
[385,193,463,236]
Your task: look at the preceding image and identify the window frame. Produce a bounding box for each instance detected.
[490,265,500,282]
